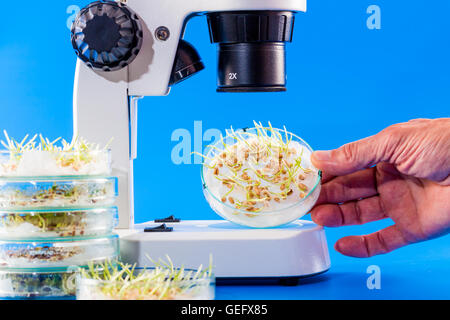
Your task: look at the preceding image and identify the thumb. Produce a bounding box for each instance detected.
[311,133,393,176]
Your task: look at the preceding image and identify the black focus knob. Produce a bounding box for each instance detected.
[71,0,143,72]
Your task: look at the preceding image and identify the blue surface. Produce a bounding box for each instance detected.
[0,0,449,299]
[216,225,450,300]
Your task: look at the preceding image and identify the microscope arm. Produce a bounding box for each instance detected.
[73,60,134,228]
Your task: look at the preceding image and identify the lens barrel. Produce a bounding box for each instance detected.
[207,11,295,93]
[218,43,286,92]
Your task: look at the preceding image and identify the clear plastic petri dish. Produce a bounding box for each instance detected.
[0,234,119,268]
[0,176,118,209]
[201,126,321,228]
[0,149,111,177]
[0,266,79,300]
[76,268,215,300]
[0,207,118,239]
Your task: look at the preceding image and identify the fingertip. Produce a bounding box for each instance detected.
[334,240,342,253]
[310,205,342,227]
[334,236,369,258]
[312,150,332,162]
[310,153,320,169]
[310,207,330,226]
[311,150,331,170]
[310,209,322,225]
[311,150,352,176]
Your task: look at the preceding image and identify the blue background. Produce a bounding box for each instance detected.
[0,0,449,299]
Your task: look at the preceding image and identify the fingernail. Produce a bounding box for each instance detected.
[313,150,332,161]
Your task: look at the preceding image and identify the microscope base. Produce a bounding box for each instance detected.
[116,220,331,281]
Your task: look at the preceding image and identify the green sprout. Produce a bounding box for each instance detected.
[79,256,214,300]
[202,121,312,216]
[1,271,77,298]
[0,183,113,209]
[1,211,87,237]
[0,131,112,174]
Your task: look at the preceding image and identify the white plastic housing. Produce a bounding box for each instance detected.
[118,220,330,278]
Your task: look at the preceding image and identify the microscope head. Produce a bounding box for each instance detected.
[71,1,302,93]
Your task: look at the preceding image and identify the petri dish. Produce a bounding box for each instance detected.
[76,268,215,300]
[0,234,119,268]
[0,176,118,209]
[201,126,321,228]
[0,149,111,177]
[0,266,78,300]
[0,207,118,239]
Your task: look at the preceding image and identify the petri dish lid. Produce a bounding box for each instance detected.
[0,206,119,240]
[0,176,118,209]
[0,234,119,269]
[0,232,118,243]
[0,174,117,184]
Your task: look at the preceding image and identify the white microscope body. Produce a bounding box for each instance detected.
[72,0,330,282]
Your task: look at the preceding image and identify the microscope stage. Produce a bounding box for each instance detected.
[117,220,330,281]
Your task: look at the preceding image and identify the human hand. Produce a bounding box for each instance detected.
[310,118,450,257]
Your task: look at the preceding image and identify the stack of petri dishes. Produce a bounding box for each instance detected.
[0,148,119,300]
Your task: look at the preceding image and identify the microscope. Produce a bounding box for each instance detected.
[71,0,330,284]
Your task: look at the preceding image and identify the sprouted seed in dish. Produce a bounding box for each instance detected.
[77,256,214,300]
[0,270,77,298]
[0,208,117,238]
[5,246,83,263]
[0,131,112,176]
[0,236,119,268]
[1,212,88,238]
[199,121,321,227]
[0,178,116,209]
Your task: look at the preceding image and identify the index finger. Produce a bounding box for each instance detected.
[316,167,378,205]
